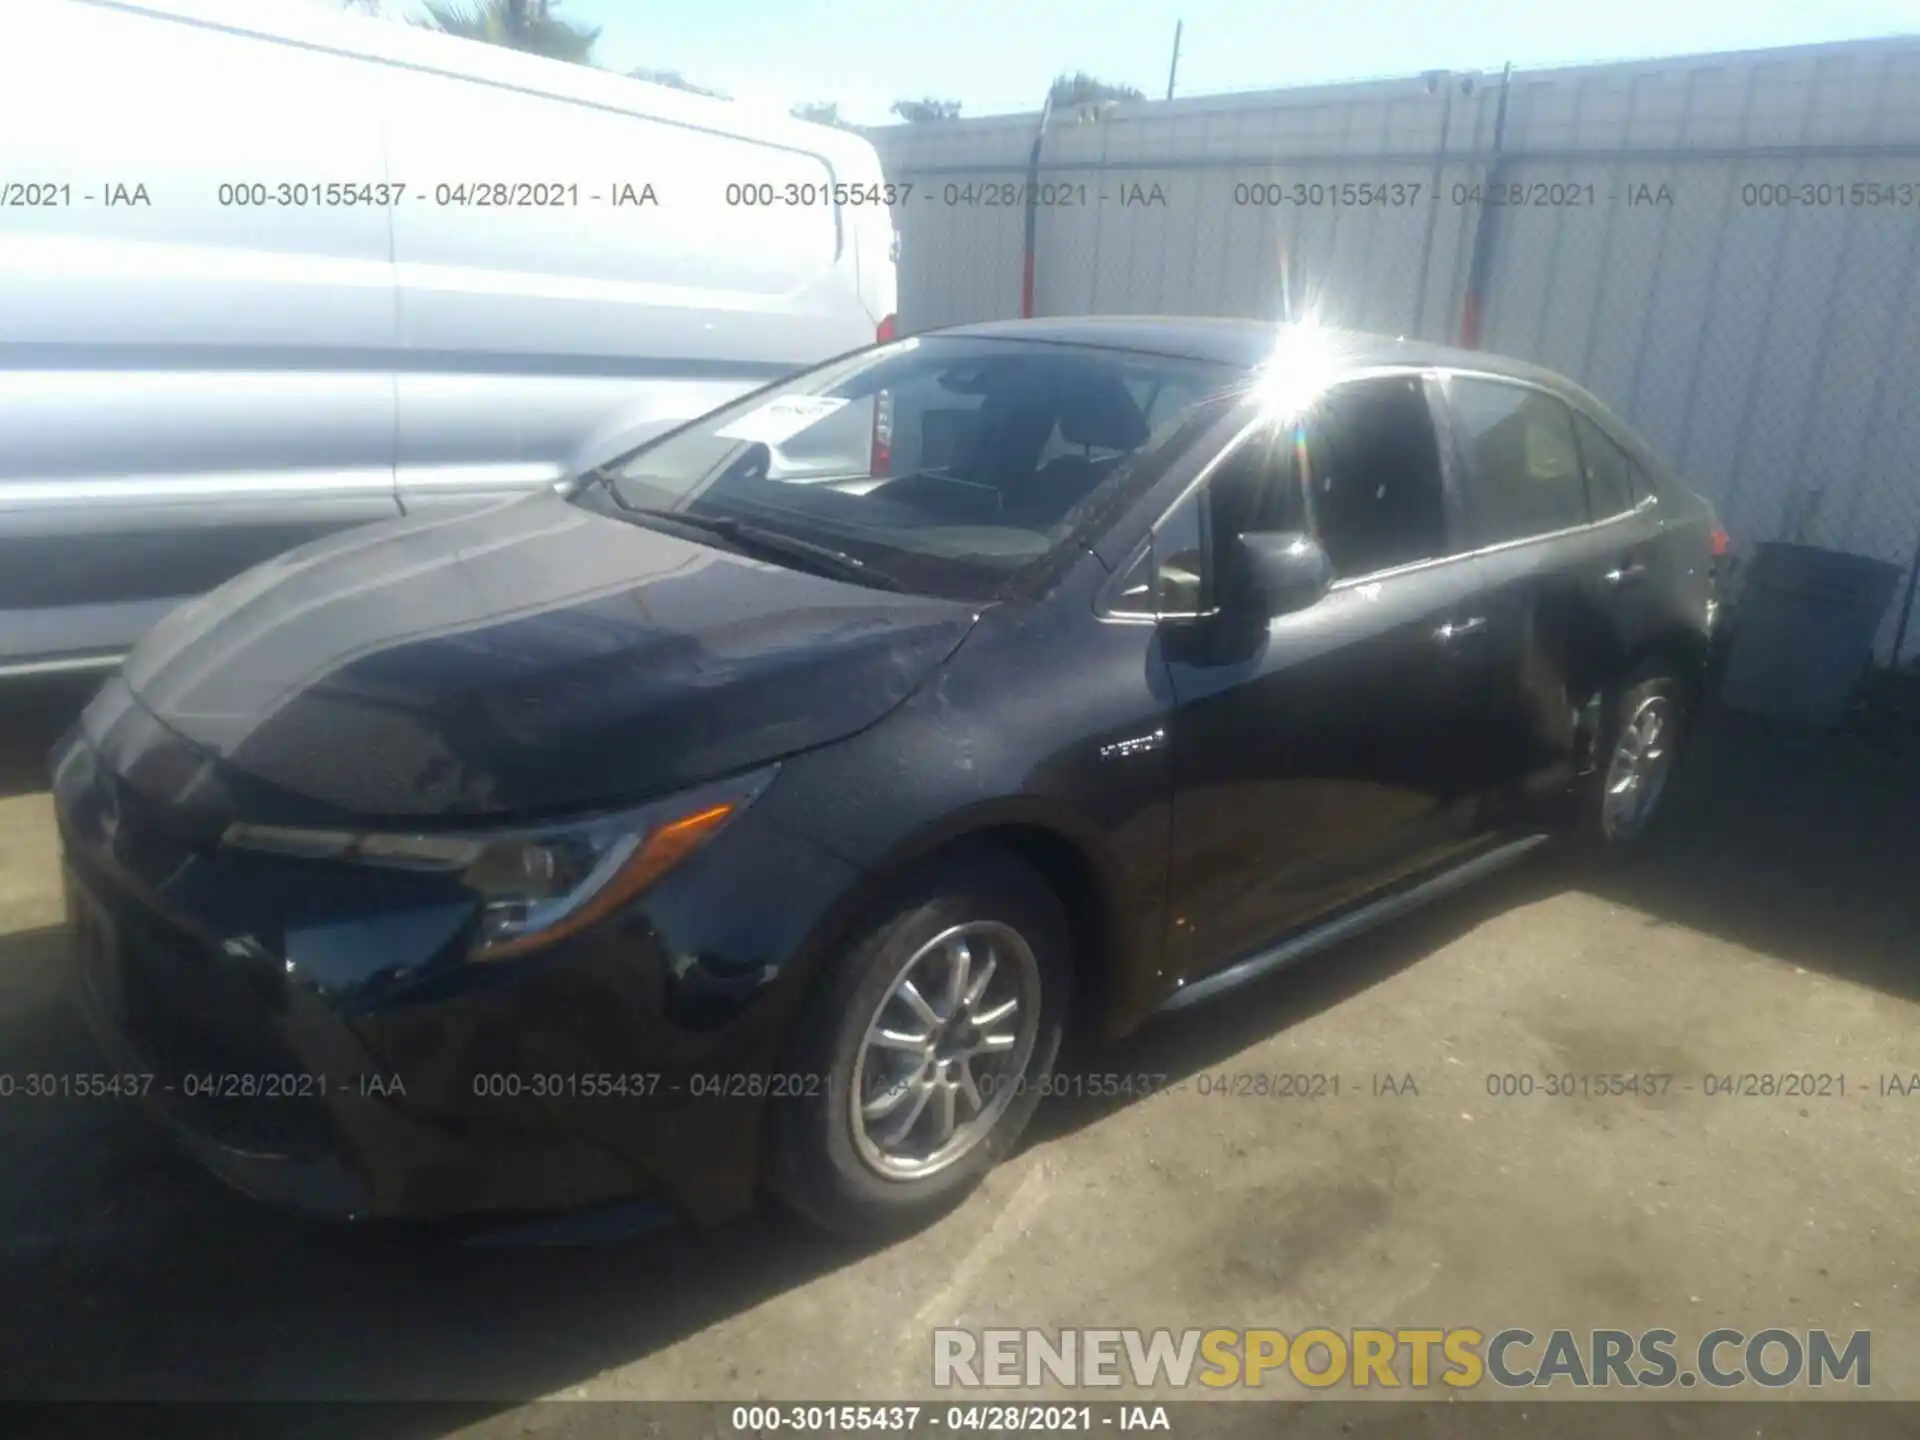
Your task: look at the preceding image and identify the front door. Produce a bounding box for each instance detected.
[1163,374,1493,989]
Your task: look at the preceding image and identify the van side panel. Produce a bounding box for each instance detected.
[843,147,900,330]
[0,0,899,668]
[381,70,874,515]
[0,2,403,671]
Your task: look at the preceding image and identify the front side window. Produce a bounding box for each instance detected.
[1153,488,1210,616]
[1105,416,1307,619]
[1301,375,1449,578]
[592,337,1242,601]
[1449,377,1589,544]
[1206,419,1307,546]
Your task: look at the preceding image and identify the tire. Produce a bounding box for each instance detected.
[766,851,1072,1240]
[1578,661,1687,849]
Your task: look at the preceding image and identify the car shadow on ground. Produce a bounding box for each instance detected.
[0,869,1557,1428]
[0,684,1914,1431]
[1571,697,1920,1003]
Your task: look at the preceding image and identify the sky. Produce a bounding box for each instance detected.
[341,0,1920,125]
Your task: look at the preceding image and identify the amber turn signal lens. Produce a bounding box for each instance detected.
[475,801,737,960]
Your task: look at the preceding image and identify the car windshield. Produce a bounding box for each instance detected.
[583,335,1245,601]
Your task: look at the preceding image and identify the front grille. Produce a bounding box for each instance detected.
[75,864,341,1160]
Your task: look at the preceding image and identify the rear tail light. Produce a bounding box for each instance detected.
[870,314,897,477]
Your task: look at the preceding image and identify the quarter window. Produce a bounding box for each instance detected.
[1628,457,1657,504]
[1448,378,1589,544]
[1572,411,1635,519]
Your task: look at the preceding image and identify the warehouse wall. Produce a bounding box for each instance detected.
[867,36,1920,661]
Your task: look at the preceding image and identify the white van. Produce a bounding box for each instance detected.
[0,0,898,676]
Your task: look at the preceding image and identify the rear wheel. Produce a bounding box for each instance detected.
[767,853,1070,1239]
[1581,665,1685,846]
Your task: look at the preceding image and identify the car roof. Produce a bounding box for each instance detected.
[930,315,1571,389]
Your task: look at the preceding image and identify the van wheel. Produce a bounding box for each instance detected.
[767,853,1070,1240]
[1581,664,1685,847]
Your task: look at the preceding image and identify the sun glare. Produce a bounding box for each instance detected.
[1250,316,1344,422]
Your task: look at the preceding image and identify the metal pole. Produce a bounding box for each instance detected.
[1166,21,1184,102]
[1411,71,1455,340]
[1458,61,1512,349]
[1021,90,1056,318]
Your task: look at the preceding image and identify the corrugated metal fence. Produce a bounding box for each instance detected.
[865,36,1920,664]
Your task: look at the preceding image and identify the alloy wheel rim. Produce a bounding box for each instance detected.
[1602,694,1676,840]
[849,921,1041,1181]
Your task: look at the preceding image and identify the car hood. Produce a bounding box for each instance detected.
[118,490,978,822]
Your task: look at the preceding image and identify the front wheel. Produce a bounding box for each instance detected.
[1581,666,1686,846]
[766,853,1071,1239]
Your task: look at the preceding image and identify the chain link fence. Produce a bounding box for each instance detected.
[868,38,1920,667]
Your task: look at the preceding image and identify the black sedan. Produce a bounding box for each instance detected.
[55,318,1724,1237]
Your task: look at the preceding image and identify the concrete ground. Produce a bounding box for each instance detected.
[2,674,1918,1435]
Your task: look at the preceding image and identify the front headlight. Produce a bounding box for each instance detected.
[220,765,778,960]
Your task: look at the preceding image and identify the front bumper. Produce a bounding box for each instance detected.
[65,854,666,1222]
[54,706,866,1226]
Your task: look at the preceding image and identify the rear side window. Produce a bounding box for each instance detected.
[1302,376,1448,578]
[1448,378,1589,544]
[1572,412,1636,519]
[1108,416,1303,620]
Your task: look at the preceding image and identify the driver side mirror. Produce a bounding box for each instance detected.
[1228,530,1334,618]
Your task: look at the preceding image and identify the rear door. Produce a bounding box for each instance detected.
[1570,410,1671,670]
[379,56,872,517]
[1441,373,1647,825]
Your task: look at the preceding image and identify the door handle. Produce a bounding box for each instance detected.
[1434,615,1487,645]
[1604,562,1647,585]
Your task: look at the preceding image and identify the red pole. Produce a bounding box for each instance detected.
[1459,291,1483,350]
[1456,62,1511,350]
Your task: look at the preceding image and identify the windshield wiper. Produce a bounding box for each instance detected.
[618,508,908,592]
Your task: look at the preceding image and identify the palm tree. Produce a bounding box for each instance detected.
[417,0,600,64]
[1048,71,1144,107]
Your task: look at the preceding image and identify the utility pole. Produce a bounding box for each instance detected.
[1166,20,1183,101]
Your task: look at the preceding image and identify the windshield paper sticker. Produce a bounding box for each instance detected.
[714,395,853,446]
